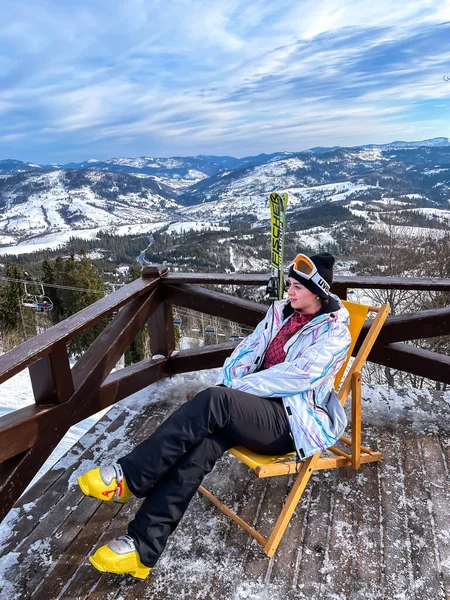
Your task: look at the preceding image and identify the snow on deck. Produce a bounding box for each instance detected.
[1,372,449,600]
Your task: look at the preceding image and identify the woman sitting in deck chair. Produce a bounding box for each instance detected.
[78,252,351,579]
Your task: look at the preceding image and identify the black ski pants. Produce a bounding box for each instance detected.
[118,385,294,567]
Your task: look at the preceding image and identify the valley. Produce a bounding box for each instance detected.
[0,138,449,282]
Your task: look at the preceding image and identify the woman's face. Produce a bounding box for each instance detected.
[286,277,322,313]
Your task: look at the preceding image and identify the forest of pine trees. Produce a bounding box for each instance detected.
[0,251,117,357]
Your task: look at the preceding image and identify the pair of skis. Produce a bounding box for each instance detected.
[267,192,288,301]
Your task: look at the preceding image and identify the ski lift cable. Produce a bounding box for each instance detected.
[173,306,254,329]
[0,276,115,295]
[173,308,254,337]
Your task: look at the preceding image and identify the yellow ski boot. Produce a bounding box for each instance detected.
[89,535,151,579]
[78,463,133,504]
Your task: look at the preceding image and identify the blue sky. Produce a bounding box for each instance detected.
[1,0,450,162]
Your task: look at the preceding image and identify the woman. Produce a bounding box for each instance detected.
[78,252,351,579]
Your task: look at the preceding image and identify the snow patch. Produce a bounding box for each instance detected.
[0,551,20,595]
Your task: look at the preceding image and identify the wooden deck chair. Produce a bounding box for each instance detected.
[198,300,390,557]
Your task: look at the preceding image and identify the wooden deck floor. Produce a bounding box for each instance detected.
[1,380,449,600]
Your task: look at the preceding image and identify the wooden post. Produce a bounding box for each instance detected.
[29,341,74,405]
[142,264,176,357]
[147,300,176,357]
[332,282,348,300]
[351,371,362,470]
[142,264,169,278]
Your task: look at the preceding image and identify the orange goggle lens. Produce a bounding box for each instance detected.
[289,254,316,277]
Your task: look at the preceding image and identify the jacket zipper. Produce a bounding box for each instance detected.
[254,305,334,370]
[256,309,312,370]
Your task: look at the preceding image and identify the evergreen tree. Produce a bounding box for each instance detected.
[0,252,109,355]
[51,256,67,323]
[64,250,106,357]
[42,259,63,325]
[0,263,37,344]
[0,263,24,333]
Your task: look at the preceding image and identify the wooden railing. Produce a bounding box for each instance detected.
[0,266,449,522]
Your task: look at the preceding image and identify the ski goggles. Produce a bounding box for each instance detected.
[288,254,330,295]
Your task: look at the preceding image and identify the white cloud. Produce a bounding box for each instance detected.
[0,0,449,160]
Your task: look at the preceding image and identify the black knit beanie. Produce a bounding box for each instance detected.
[288,252,334,298]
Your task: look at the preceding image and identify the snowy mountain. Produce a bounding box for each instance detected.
[55,157,217,190]
[0,140,449,253]
[0,169,183,241]
[0,157,223,191]
[0,159,43,174]
[178,146,450,221]
[0,154,298,195]
[53,153,298,192]
[365,137,450,149]
[305,137,450,154]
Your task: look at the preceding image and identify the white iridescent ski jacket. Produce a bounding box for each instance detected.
[216,295,351,459]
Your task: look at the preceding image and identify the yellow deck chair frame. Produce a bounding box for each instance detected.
[198,300,390,557]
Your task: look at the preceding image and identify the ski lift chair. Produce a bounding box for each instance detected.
[34,298,53,313]
[22,282,40,309]
[21,283,53,312]
[230,323,240,341]
[198,299,390,557]
[21,294,38,309]
[205,318,215,335]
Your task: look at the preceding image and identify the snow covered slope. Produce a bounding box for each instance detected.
[1,142,449,253]
[177,145,450,222]
[0,169,183,240]
[180,179,376,223]
[177,148,391,209]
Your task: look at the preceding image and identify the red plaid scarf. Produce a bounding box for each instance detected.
[261,310,319,370]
